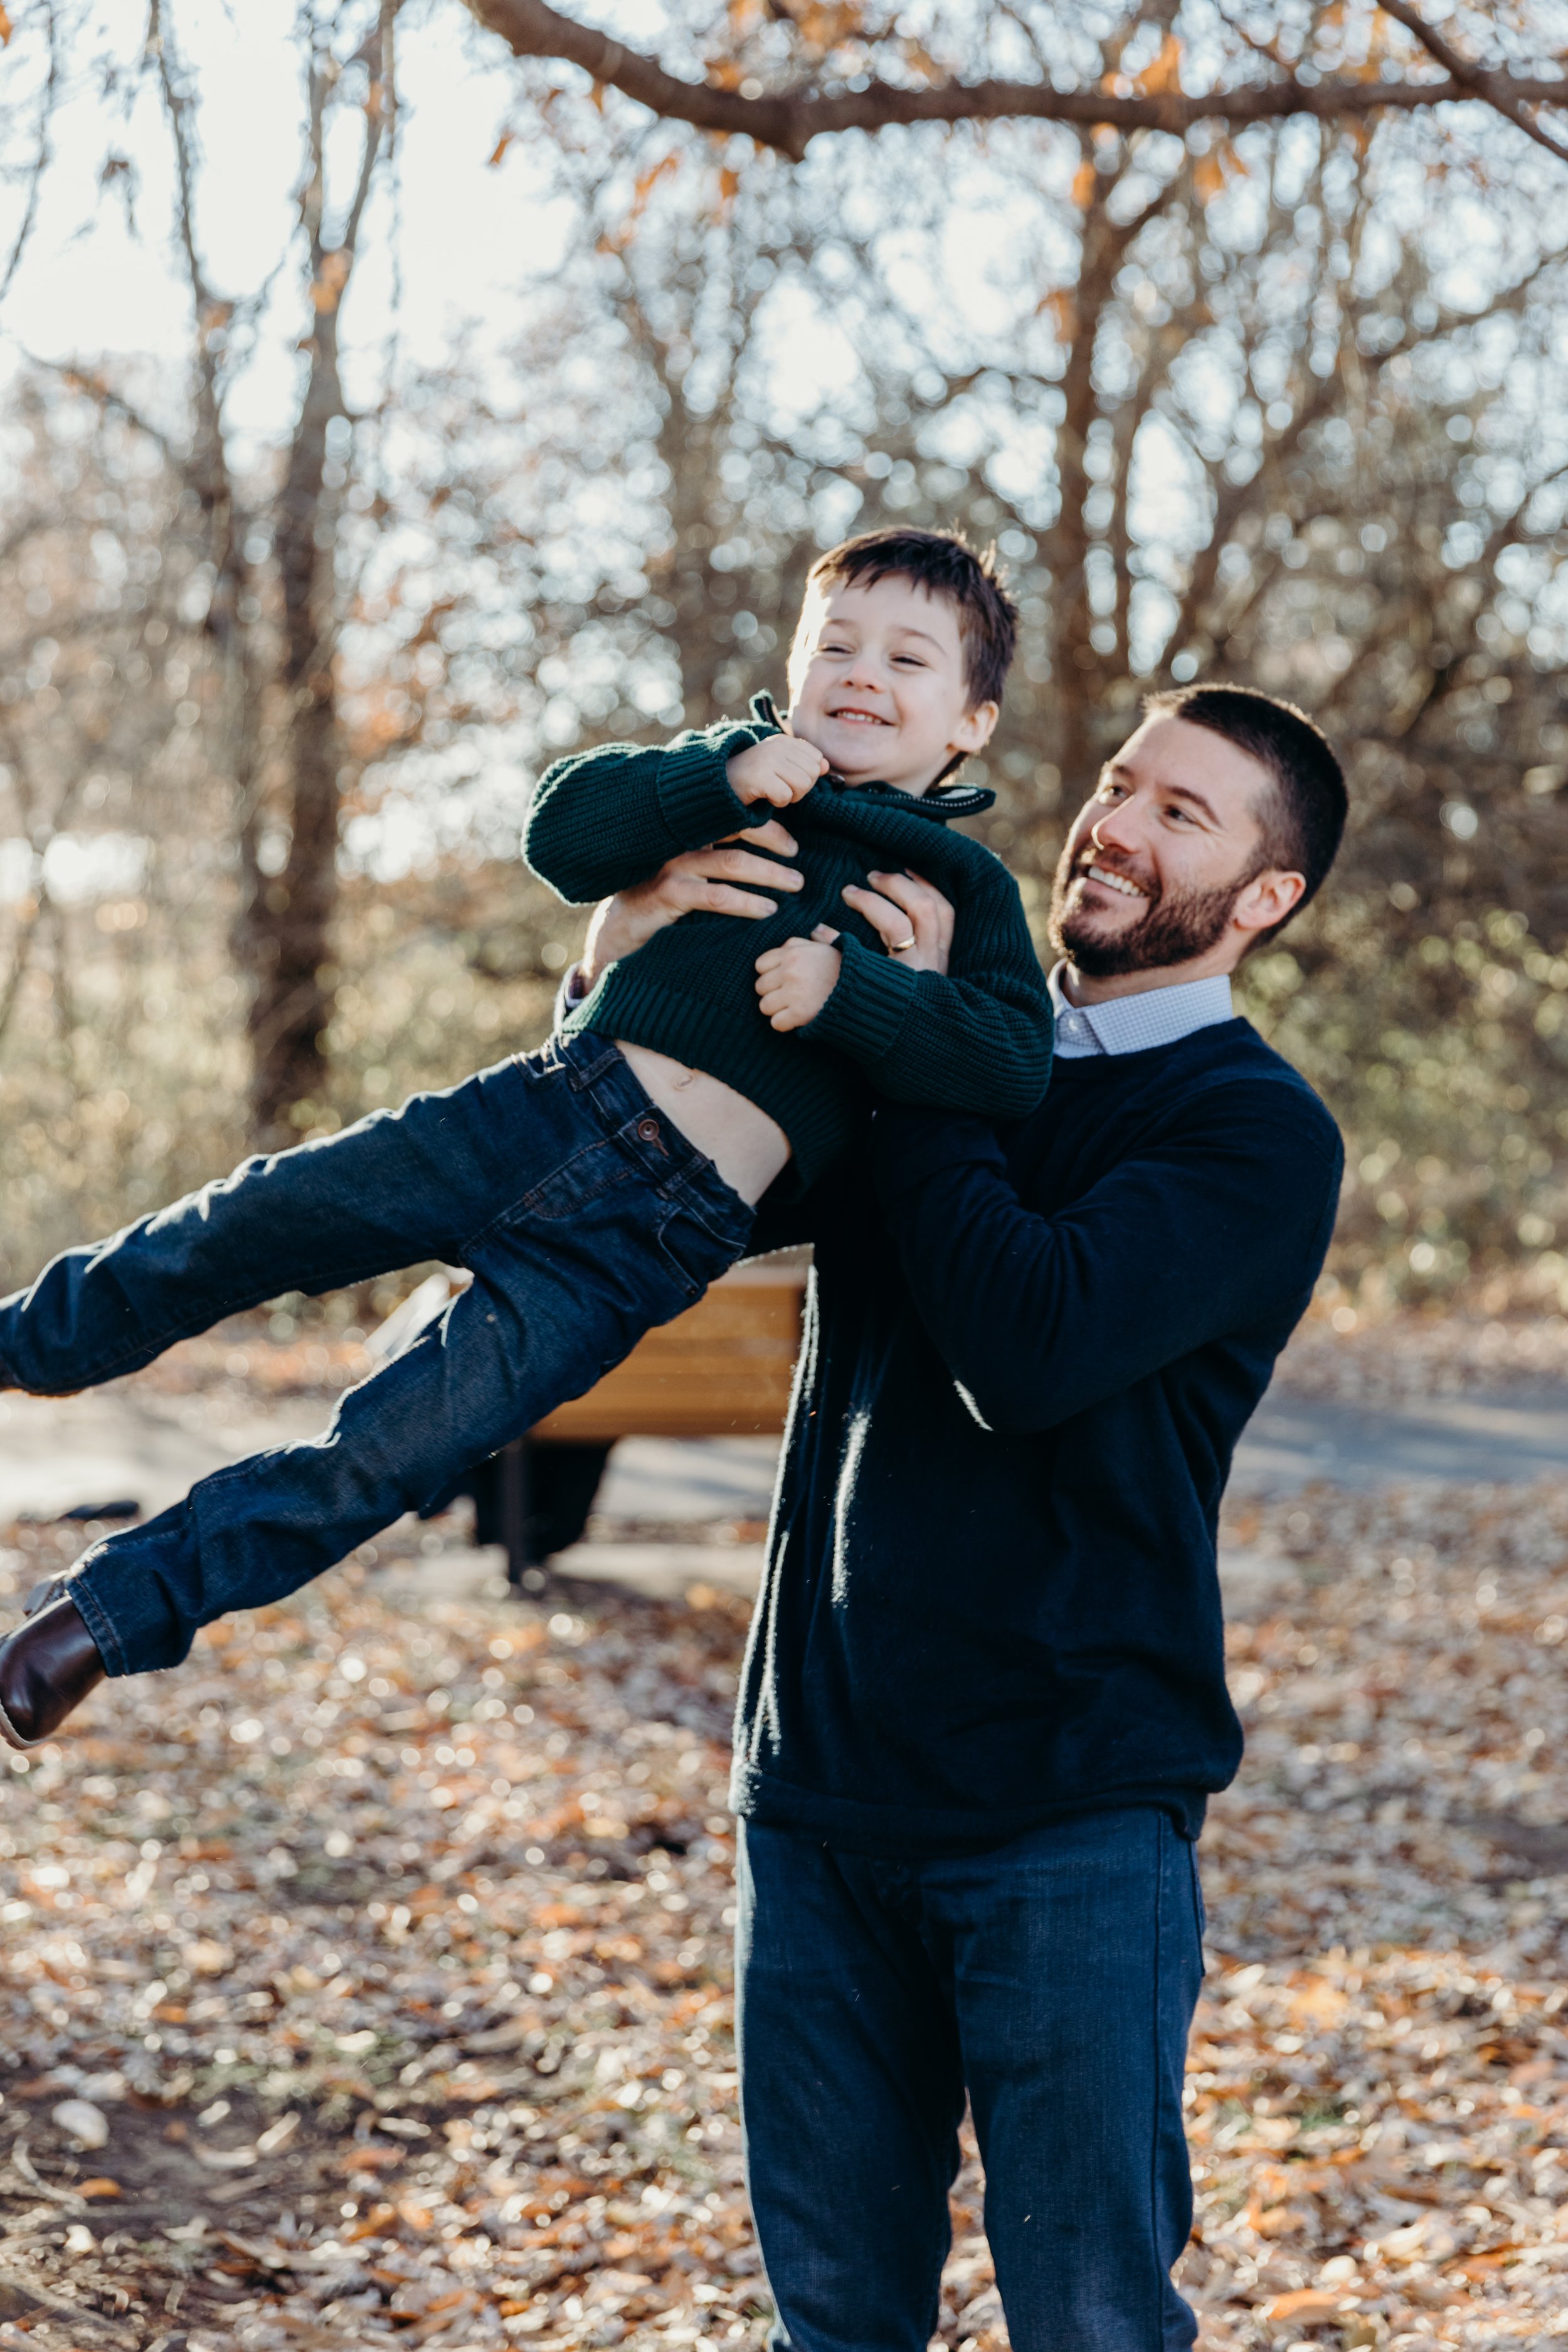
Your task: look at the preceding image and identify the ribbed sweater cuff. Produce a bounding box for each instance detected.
[801,933,916,1067]
[654,729,761,852]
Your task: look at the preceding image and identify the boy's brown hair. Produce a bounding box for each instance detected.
[806,527,1019,711]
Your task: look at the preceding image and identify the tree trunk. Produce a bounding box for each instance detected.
[246,315,344,1148]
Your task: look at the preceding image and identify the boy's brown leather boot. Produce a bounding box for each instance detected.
[0,1591,106,1749]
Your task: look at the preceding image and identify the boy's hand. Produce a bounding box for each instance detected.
[755,928,842,1031]
[728,734,829,808]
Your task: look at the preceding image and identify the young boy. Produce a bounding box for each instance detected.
[0,528,1052,1747]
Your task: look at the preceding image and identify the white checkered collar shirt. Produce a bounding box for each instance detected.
[1047,961,1235,1059]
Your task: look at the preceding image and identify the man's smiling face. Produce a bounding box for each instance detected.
[786,573,997,797]
[1051,713,1302,988]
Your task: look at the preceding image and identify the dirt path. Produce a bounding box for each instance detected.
[8,1370,1568,1537]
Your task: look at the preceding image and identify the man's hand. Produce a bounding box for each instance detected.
[841,868,954,975]
[728,734,829,808]
[755,930,842,1032]
[578,821,802,990]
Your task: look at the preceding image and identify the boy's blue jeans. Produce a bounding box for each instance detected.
[735,1809,1204,2352]
[0,1035,754,1675]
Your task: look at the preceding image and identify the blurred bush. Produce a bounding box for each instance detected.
[1239,905,1568,1316]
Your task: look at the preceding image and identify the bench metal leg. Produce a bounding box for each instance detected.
[499,1438,532,1589]
[494,1437,612,1587]
[420,1439,609,1586]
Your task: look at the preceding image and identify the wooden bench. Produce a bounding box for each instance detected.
[490,1258,808,1579]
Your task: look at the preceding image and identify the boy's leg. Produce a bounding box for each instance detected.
[938,1808,1204,2352]
[62,1049,754,1675]
[0,1051,573,1396]
[734,1823,965,2352]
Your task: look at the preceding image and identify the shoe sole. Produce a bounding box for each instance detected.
[0,1695,39,1752]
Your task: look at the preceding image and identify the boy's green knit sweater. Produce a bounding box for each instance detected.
[524,696,1053,1188]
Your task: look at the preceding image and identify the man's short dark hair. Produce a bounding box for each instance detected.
[1143,682,1348,935]
[807,528,1018,711]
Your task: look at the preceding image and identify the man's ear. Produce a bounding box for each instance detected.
[951,699,999,757]
[1233,867,1306,940]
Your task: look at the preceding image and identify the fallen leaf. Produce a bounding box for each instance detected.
[183,1938,233,1976]
[1262,2289,1353,2323]
[51,2099,109,2149]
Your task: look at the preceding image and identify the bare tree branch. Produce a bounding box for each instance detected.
[1378,0,1568,168]
[0,0,61,310]
[341,34,390,260]
[29,358,184,467]
[461,0,1568,162]
[152,0,217,317]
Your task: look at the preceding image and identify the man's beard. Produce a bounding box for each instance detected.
[1048,844,1259,980]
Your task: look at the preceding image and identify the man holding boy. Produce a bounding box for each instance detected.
[0,531,1048,1741]
[579,682,1347,2349]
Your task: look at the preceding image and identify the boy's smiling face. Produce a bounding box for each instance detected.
[785,572,997,796]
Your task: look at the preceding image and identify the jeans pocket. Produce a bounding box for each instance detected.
[655,1199,746,1301]
[515,1138,639,1223]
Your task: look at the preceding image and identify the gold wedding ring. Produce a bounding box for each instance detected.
[891,936,918,953]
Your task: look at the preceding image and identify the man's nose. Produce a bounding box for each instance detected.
[1089,803,1142,856]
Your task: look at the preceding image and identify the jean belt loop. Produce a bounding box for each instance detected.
[564,1033,623,1093]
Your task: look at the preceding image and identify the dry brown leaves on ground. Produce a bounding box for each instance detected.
[3,1477,1568,2344]
[1190,1478,1568,2349]
[0,1522,764,2352]
[1274,1313,1568,1404]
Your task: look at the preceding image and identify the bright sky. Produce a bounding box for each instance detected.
[0,1,595,881]
[0,0,1054,887]
[0,1,561,452]
[7,3,1555,891]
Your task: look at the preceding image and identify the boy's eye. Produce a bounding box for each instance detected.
[892,654,926,667]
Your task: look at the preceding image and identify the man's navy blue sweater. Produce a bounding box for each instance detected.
[731,1018,1343,1856]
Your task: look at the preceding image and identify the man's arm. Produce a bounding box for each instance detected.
[872,1094,1342,1434]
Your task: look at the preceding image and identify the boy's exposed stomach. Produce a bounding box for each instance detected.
[617,1041,792,1207]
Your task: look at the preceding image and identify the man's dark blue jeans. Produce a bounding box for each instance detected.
[0,1034,753,1677]
[736,1808,1204,2351]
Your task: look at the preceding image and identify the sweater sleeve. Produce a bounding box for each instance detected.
[524,722,766,903]
[800,876,1054,1121]
[871,1091,1342,1433]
